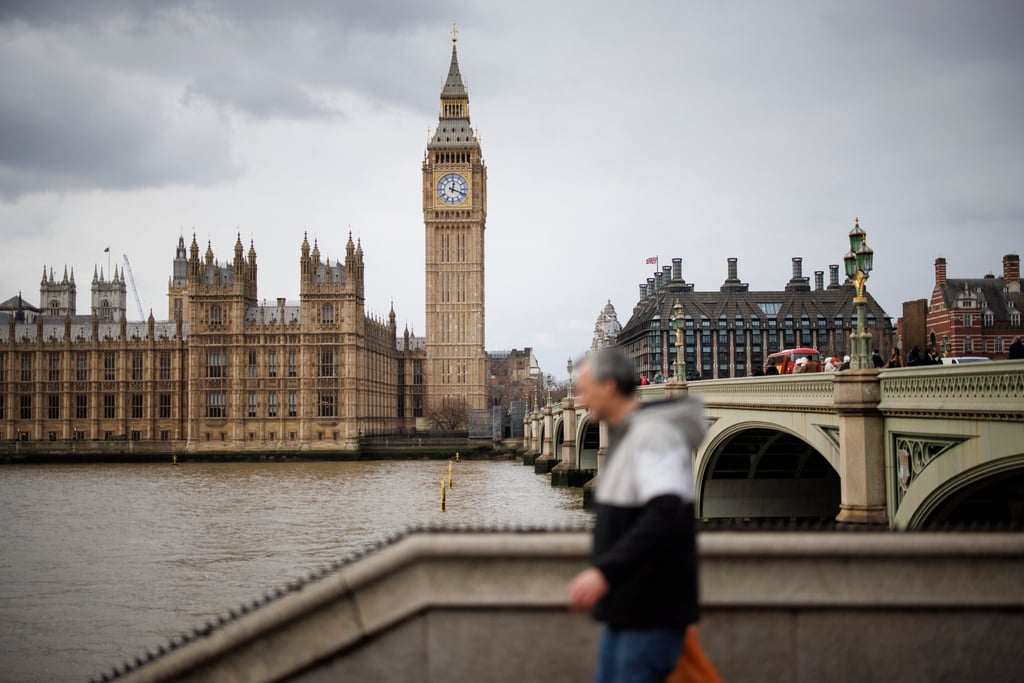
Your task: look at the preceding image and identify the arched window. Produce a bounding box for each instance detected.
[322,304,334,325]
[100,300,111,322]
[50,300,59,316]
[210,305,222,328]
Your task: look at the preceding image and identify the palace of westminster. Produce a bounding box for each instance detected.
[0,34,489,450]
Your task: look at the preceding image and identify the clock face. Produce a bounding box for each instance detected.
[436,173,468,205]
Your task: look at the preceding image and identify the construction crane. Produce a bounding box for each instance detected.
[122,254,146,321]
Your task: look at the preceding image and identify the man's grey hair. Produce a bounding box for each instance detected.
[582,348,638,397]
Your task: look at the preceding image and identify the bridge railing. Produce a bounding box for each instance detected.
[683,374,835,413]
[878,360,1024,420]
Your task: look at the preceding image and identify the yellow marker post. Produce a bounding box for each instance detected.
[447,460,454,489]
[172,454,178,466]
[455,451,460,462]
[440,475,446,512]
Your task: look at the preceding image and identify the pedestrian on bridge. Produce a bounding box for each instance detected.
[1010,336,1024,360]
[568,348,708,683]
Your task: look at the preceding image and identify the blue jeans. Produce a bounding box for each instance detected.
[595,625,686,683]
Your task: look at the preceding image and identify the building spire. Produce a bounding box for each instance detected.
[442,27,467,98]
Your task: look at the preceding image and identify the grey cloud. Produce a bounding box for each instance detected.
[0,40,239,199]
[0,0,440,31]
[183,72,343,120]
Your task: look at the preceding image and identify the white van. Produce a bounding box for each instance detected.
[940,356,991,365]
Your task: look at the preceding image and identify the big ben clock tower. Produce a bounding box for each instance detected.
[424,26,488,413]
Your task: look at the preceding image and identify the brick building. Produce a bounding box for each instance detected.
[923,254,1022,358]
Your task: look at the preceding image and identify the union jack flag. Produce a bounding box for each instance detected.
[645,256,658,265]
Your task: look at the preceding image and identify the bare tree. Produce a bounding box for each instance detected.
[426,397,468,432]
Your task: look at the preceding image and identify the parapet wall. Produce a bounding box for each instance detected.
[105,529,1024,683]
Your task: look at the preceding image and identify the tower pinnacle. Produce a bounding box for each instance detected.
[442,32,467,99]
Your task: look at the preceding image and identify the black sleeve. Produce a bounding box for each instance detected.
[593,494,692,588]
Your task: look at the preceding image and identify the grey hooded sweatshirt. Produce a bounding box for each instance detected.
[592,397,707,629]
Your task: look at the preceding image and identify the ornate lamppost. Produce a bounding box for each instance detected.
[545,373,554,405]
[843,217,875,370]
[670,302,685,382]
[566,357,575,398]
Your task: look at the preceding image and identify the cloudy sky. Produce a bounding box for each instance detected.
[1,1,1021,378]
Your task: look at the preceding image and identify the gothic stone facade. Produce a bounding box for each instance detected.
[422,36,488,413]
[179,233,417,451]
[0,232,428,451]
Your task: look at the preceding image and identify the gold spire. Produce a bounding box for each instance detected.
[451,20,458,44]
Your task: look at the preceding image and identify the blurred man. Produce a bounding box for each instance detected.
[567,348,707,683]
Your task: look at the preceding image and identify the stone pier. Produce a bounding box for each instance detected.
[533,404,556,474]
[833,370,888,526]
[550,397,579,486]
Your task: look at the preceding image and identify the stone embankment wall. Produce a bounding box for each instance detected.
[106,529,1024,683]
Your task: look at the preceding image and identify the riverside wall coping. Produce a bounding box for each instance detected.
[104,528,1024,682]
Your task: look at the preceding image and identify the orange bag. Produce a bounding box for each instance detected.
[666,626,723,683]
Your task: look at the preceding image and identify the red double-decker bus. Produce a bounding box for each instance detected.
[765,348,822,375]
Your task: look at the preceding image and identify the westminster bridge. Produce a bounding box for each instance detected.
[522,361,1024,529]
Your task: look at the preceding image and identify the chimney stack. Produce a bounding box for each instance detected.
[647,277,656,294]
[935,257,947,286]
[828,264,840,289]
[785,257,810,292]
[662,266,672,286]
[1004,254,1020,293]
[671,258,682,282]
[814,270,824,291]
[654,271,664,291]
[639,283,648,300]
[720,257,748,292]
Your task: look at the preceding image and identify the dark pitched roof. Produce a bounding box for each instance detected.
[937,277,1023,322]
[0,294,40,313]
[619,281,892,342]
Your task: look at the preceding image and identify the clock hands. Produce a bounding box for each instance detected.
[438,174,466,203]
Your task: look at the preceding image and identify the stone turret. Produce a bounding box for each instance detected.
[39,263,77,317]
[91,263,127,322]
[591,300,622,351]
[172,235,188,288]
[248,240,258,283]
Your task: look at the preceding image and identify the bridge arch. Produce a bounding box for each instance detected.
[552,416,564,461]
[900,452,1024,529]
[576,416,600,470]
[696,422,840,521]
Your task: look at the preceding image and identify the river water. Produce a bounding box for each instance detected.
[0,460,591,682]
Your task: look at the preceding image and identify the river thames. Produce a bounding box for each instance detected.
[0,459,591,682]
